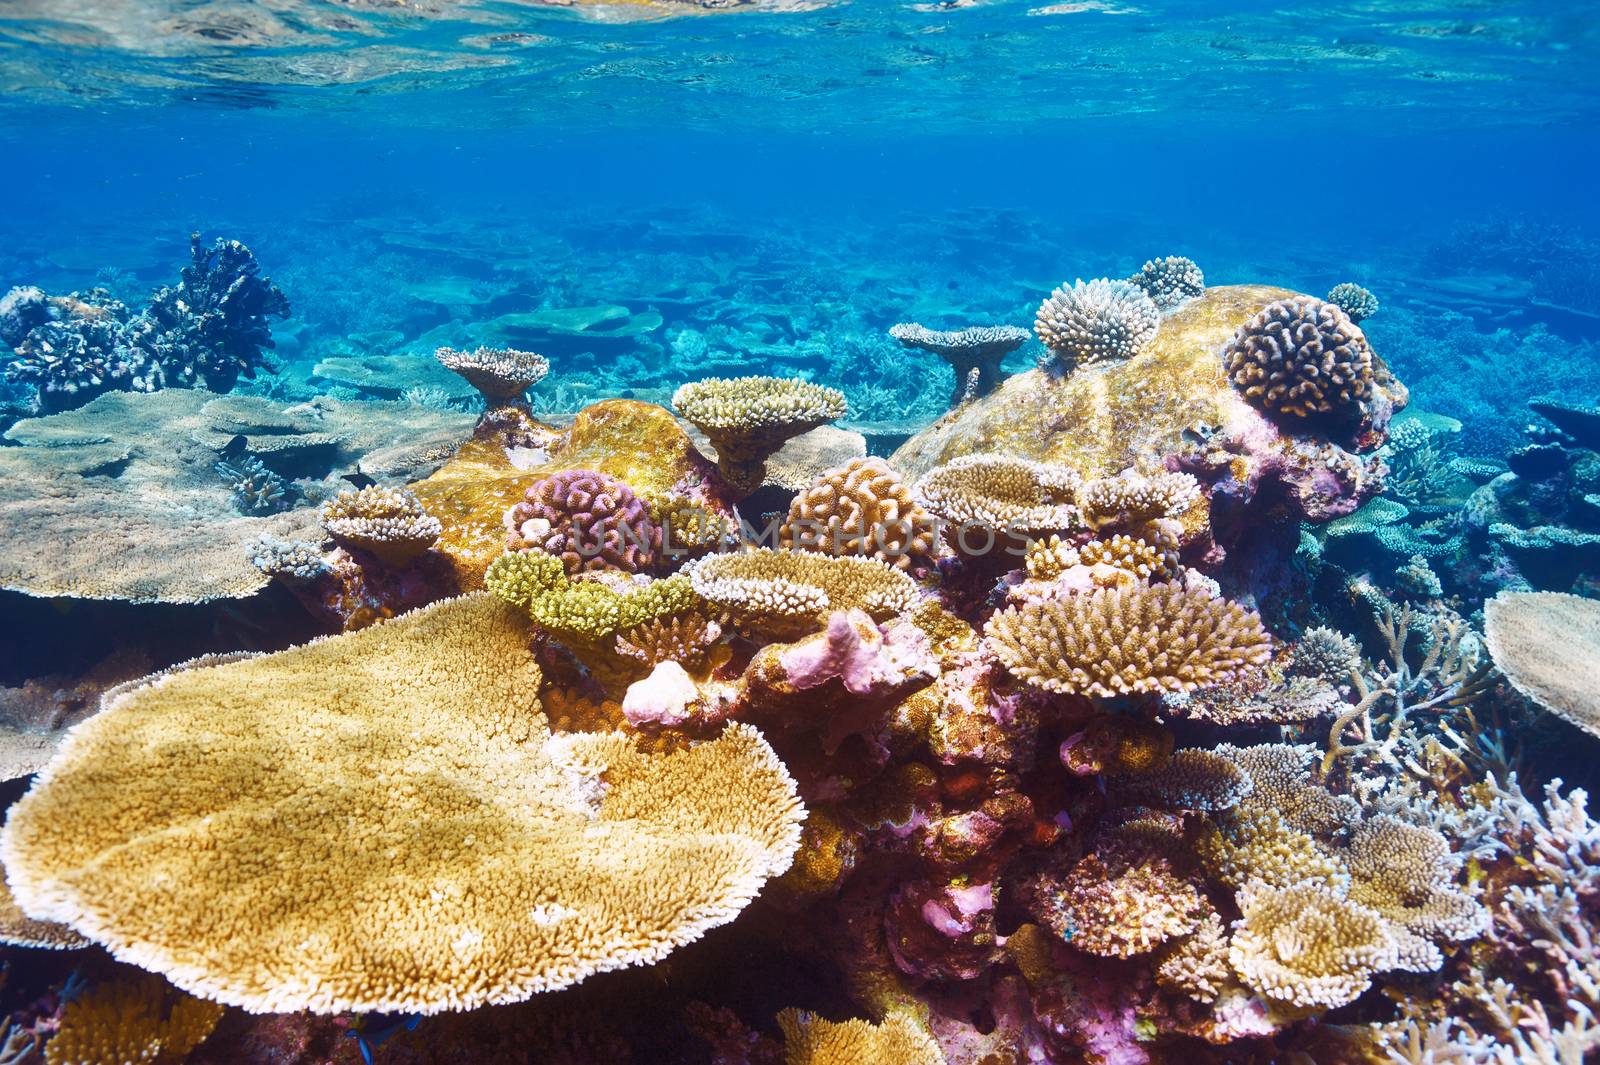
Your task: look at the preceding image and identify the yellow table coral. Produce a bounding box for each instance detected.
[1,594,803,1015]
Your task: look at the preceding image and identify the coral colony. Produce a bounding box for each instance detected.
[2,242,1600,1065]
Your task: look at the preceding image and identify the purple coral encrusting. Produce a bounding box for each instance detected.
[505,468,658,574]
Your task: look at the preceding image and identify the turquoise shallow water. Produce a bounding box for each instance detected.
[2,4,1600,1064]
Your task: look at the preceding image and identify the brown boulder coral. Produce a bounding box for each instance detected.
[0,594,804,1014]
[434,344,549,407]
[673,375,848,493]
[1222,297,1375,424]
[779,457,936,571]
[319,484,442,566]
[983,584,1272,697]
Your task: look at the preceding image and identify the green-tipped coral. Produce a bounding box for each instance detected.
[672,375,847,493]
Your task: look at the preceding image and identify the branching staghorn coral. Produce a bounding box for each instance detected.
[1228,881,1397,1011]
[1024,532,1177,586]
[0,595,804,1015]
[434,345,549,406]
[1130,255,1206,310]
[1155,910,1230,1004]
[1034,277,1160,370]
[687,549,918,638]
[888,322,1030,407]
[1323,602,1495,779]
[44,974,225,1065]
[214,454,291,514]
[320,484,442,566]
[1223,297,1375,423]
[1328,282,1380,323]
[615,612,723,674]
[983,583,1272,697]
[672,375,848,492]
[506,469,658,575]
[779,457,936,571]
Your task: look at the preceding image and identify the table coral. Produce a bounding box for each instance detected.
[983,583,1272,697]
[912,453,1080,550]
[887,323,1030,407]
[320,484,443,566]
[1483,590,1600,739]
[0,595,804,1014]
[1034,278,1160,370]
[1227,882,1397,1011]
[779,457,936,571]
[434,344,549,406]
[506,468,658,574]
[1077,468,1201,530]
[672,375,848,493]
[687,549,918,638]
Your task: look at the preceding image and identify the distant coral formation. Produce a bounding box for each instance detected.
[1327,281,1379,322]
[888,322,1029,407]
[1130,255,1206,310]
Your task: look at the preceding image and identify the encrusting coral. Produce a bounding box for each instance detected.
[319,484,443,566]
[1034,277,1160,369]
[672,375,848,492]
[1130,255,1206,310]
[779,457,936,571]
[0,594,804,1014]
[1223,297,1375,425]
[434,345,549,406]
[505,468,658,574]
[887,322,1030,407]
[984,583,1272,696]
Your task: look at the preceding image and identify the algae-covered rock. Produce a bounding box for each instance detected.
[891,285,1404,482]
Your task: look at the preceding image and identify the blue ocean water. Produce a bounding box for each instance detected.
[4,3,1600,1064]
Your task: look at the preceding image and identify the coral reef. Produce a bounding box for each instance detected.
[687,549,918,638]
[44,975,224,1065]
[1034,277,1160,369]
[320,485,443,566]
[433,344,549,406]
[887,323,1030,407]
[1222,297,1375,425]
[1484,590,1600,738]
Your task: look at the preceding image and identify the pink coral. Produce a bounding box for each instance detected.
[505,469,658,574]
[885,876,1002,982]
[779,609,938,698]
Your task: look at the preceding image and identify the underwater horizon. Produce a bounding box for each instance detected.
[3,2,1600,1063]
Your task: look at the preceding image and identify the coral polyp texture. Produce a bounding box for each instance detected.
[1326,281,1379,322]
[887,322,1030,407]
[776,1009,945,1065]
[319,484,443,566]
[0,595,804,1014]
[1227,882,1396,1011]
[1077,467,1201,529]
[1033,277,1160,369]
[434,345,550,405]
[1484,590,1600,738]
[1130,255,1206,310]
[672,375,848,492]
[984,584,1272,696]
[506,468,658,574]
[912,453,1079,534]
[1222,297,1375,424]
[779,456,936,571]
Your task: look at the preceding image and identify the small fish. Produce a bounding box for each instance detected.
[346,1013,422,1065]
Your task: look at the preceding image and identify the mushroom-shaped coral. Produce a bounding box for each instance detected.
[672,375,848,493]
[687,549,918,638]
[1483,591,1600,740]
[1034,278,1160,370]
[1222,298,1375,424]
[983,584,1272,697]
[434,345,549,406]
[319,485,442,566]
[913,454,1080,548]
[505,469,658,575]
[1227,882,1397,1011]
[0,595,804,1014]
[777,1009,945,1065]
[779,457,936,571]
[1077,468,1201,530]
[1326,282,1379,323]
[887,323,1030,407]
[1130,256,1205,310]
